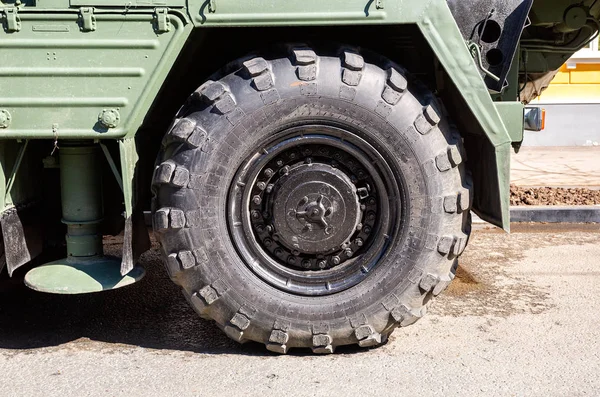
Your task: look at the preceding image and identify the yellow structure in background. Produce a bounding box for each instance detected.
[533,39,600,104]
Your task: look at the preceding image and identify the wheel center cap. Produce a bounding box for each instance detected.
[296,194,333,232]
[272,164,361,254]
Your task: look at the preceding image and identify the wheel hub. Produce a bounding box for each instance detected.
[272,164,361,255]
[228,128,400,295]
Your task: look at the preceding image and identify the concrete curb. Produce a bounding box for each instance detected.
[509,206,600,223]
[473,206,600,224]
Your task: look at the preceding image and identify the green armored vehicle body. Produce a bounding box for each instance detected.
[0,0,596,353]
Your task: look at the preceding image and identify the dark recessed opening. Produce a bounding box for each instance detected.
[478,20,502,44]
[486,48,504,66]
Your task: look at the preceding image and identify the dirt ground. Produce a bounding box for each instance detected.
[510,184,600,206]
[2,226,600,396]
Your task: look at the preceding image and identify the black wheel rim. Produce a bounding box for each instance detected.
[228,125,403,296]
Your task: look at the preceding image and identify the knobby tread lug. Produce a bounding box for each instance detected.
[341,52,364,86]
[267,319,292,354]
[224,306,257,343]
[355,325,384,347]
[414,104,440,135]
[390,304,422,327]
[437,235,455,255]
[153,207,185,231]
[443,194,458,213]
[382,68,408,105]
[435,145,463,172]
[165,118,208,149]
[244,57,275,91]
[311,323,334,354]
[189,279,229,319]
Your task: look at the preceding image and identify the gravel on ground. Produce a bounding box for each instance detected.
[510,184,600,206]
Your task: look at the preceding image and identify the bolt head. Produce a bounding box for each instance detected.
[251,210,261,219]
[257,181,266,190]
[331,256,341,265]
[288,257,296,265]
[264,168,274,177]
[355,238,364,247]
[253,195,262,205]
[0,109,11,129]
[318,260,327,269]
[363,226,372,234]
[345,248,353,257]
[266,184,274,193]
[98,109,120,129]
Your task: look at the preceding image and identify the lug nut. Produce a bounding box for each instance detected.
[345,248,353,257]
[318,260,327,269]
[266,184,274,193]
[257,181,266,190]
[367,211,376,221]
[276,159,284,167]
[302,260,311,268]
[264,238,273,247]
[355,238,364,247]
[266,225,273,233]
[367,197,376,205]
[274,248,283,256]
[305,157,313,164]
[289,152,297,159]
[292,250,300,256]
[280,166,290,175]
[363,226,371,234]
[256,224,265,232]
[331,256,341,265]
[356,223,363,231]
[264,168,274,177]
[253,195,262,205]
[251,210,261,219]
[288,257,296,265]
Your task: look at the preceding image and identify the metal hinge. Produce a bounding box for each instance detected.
[3,8,21,32]
[375,0,384,10]
[79,7,96,32]
[154,8,170,33]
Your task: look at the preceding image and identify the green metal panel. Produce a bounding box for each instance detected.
[0,7,192,139]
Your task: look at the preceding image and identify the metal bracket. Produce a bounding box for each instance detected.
[3,8,21,32]
[5,140,29,202]
[375,0,384,10]
[154,8,171,33]
[99,142,124,193]
[209,0,217,13]
[79,7,96,32]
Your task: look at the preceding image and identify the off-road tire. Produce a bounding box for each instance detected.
[152,47,472,353]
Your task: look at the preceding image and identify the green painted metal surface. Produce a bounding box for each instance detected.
[24,257,145,294]
[0,6,192,139]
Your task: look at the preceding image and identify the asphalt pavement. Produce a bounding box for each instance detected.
[1,224,599,397]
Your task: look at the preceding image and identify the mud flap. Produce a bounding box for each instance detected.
[120,210,150,276]
[0,206,42,276]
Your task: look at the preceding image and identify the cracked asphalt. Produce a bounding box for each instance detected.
[1,224,599,396]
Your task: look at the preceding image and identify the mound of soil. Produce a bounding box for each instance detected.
[510,185,600,206]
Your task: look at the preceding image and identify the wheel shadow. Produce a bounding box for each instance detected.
[0,239,366,356]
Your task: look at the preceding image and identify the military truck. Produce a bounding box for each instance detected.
[0,0,597,353]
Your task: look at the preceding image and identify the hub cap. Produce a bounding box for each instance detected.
[228,126,401,296]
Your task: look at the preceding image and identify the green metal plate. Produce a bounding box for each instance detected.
[24,257,145,294]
